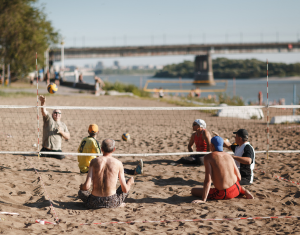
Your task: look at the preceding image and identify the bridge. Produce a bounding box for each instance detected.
[49,42,300,85]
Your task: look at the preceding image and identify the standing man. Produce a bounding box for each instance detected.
[77,124,101,173]
[73,67,79,87]
[39,95,70,159]
[78,139,135,209]
[175,119,211,165]
[224,129,255,185]
[191,136,254,203]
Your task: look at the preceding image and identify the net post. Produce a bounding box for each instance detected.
[36,52,40,158]
[266,60,269,160]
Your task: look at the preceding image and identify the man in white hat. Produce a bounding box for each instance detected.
[175,119,211,165]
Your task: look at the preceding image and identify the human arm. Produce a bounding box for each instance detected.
[232,157,241,181]
[232,145,254,165]
[39,95,48,117]
[203,130,212,152]
[188,134,195,152]
[223,140,232,150]
[80,163,93,191]
[202,156,212,202]
[57,126,70,140]
[118,162,133,193]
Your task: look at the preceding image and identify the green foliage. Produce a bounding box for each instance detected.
[153,58,300,78]
[0,90,35,97]
[217,93,244,106]
[0,0,59,78]
[103,81,151,98]
[154,60,194,78]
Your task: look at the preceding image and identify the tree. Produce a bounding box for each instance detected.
[0,0,59,78]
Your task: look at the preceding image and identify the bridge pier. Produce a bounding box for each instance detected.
[194,53,215,85]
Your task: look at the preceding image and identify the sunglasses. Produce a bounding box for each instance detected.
[193,123,198,126]
[53,112,61,114]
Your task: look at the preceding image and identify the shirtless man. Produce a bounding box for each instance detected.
[191,136,254,203]
[176,119,211,165]
[78,139,134,209]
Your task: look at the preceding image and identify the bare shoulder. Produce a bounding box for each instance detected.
[204,152,213,161]
[107,157,123,167]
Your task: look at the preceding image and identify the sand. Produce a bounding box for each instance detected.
[0,93,300,234]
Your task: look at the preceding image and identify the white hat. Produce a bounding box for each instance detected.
[194,119,206,128]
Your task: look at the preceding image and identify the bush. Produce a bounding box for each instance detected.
[103,81,151,98]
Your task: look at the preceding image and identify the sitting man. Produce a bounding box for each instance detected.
[224,129,255,185]
[78,139,135,208]
[175,119,211,165]
[191,136,254,203]
[77,124,101,173]
[39,95,70,159]
[77,124,143,175]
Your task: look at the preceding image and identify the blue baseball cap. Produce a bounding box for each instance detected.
[211,136,223,152]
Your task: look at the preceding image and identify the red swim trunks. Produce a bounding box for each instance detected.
[208,181,243,200]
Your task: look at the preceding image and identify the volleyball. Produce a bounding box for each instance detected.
[47,83,58,94]
[122,133,130,141]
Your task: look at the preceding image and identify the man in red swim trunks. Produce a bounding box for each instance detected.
[191,136,254,203]
[175,119,211,165]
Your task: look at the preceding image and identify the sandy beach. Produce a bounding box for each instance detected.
[0,92,300,234]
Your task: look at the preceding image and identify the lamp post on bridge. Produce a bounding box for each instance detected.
[61,40,65,80]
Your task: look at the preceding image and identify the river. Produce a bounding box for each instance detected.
[65,75,300,105]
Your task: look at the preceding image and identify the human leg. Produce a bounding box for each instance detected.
[124,169,135,175]
[176,155,204,165]
[239,185,254,199]
[239,178,252,185]
[39,148,65,159]
[78,190,91,204]
[124,159,143,175]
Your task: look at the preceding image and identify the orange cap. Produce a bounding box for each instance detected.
[88,124,98,133]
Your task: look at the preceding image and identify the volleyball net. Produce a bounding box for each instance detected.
[0,104,299,157]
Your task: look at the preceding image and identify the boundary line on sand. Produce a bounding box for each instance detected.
[35,215,300,226]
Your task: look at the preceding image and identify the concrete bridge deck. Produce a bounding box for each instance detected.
[50,42,300,61]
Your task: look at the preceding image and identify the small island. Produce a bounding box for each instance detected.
[153,58,300,78]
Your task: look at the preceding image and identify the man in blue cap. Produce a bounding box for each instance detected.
[191,136,254,203]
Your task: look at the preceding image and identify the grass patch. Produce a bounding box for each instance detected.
[0,90,36,97]
[103,81,151,98]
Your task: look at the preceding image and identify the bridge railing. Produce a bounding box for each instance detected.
[63,32,300,48]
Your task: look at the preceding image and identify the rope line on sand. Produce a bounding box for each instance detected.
[24,157,59,223]
[0,212,19,215]
[35,215,300,226]
[255,168,300,185]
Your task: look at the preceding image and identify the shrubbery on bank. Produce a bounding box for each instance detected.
[103,81,151,97]
[154,58,300,78]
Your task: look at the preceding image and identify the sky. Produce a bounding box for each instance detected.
[37,0,300,67]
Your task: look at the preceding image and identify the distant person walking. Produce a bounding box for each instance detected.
[258,91,263,105]
[159,87,164,98]
[73,67,79,87]
[94,76,105,96]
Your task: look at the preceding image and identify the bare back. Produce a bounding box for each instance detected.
[91,156,122,197]
[205,151,241,190]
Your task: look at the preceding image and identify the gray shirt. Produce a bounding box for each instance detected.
[42,113,69,150]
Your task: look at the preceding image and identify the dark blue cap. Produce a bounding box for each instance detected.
[211,136,223,152]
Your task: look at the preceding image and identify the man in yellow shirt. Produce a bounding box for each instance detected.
[78,124,144,175]
[78,124,101,173]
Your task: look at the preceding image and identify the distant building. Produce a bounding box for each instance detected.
[114,61,120,68]
[155,65,163,70]
[145,64,154,69]
[66,65,76,71]
[95,61,104,70]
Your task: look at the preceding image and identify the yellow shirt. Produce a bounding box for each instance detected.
[77,136,101,173]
